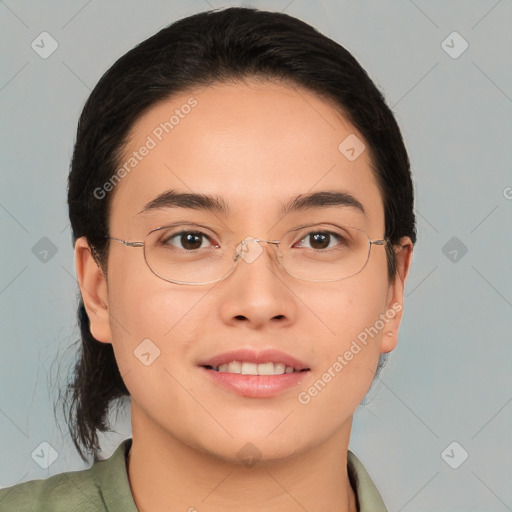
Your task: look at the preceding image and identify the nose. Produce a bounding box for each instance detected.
[218,237,297,329]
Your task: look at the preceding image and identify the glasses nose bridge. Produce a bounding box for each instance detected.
[233,236,281,266]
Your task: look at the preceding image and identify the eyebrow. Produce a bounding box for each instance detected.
[136,189,365,217]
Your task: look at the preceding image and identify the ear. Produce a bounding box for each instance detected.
[74,236,112,344]
[380,236,414,353]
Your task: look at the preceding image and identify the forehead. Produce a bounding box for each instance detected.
[109,80,384,233]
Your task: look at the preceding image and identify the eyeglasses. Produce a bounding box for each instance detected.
[106,223,388,285]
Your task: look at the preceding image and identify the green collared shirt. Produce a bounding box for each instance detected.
[0,439,387,511]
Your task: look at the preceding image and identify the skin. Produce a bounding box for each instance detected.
[75,79,413,512]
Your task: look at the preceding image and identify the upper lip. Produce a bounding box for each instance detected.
[199,348,310,371]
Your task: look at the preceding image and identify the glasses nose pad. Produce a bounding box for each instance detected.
[235,237,265,264]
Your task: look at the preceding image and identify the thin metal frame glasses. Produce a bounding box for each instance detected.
[106,224,388,285]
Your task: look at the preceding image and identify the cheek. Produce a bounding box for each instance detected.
[105,258,209,383]
[106,278,214,438]
[306,271,389,346]
[298,272,390,393]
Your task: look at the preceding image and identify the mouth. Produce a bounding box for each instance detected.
[202,361,310,375]
[199,348,311,375]
[198,348,311,397]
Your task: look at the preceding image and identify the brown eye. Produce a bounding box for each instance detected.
[163,231,212,251]
[295,231,347,250]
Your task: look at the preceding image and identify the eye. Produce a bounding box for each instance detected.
[294,231,347,251]
[162,230,219,251]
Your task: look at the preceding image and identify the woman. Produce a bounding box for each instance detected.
[0,7,414,511]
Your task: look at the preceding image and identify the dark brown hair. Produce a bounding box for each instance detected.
[61,6,416,463]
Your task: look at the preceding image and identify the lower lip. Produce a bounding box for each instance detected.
[200,367,310,398]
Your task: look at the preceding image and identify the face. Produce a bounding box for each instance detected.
[77,79,412,464]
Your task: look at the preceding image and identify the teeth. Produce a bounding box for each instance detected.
[212,361,300,375]
[273,363,286,374]
[227,361,241,373]
[253,362,274,375]
[241,362,258,375]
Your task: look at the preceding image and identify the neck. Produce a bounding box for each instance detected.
[126,405,357,512]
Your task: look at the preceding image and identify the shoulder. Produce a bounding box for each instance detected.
[0,439,135,512]
[0,466,102,512]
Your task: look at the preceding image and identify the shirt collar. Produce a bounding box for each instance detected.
[347,450,388,511]
[92,438,138,512]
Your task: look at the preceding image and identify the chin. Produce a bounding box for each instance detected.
[203,439,305,468]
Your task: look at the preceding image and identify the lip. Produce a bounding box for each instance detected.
[198,348,311,399]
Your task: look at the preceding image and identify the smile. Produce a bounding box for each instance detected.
[203,361,309,375]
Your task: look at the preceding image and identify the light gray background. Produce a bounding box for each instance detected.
[1,0,511,510]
